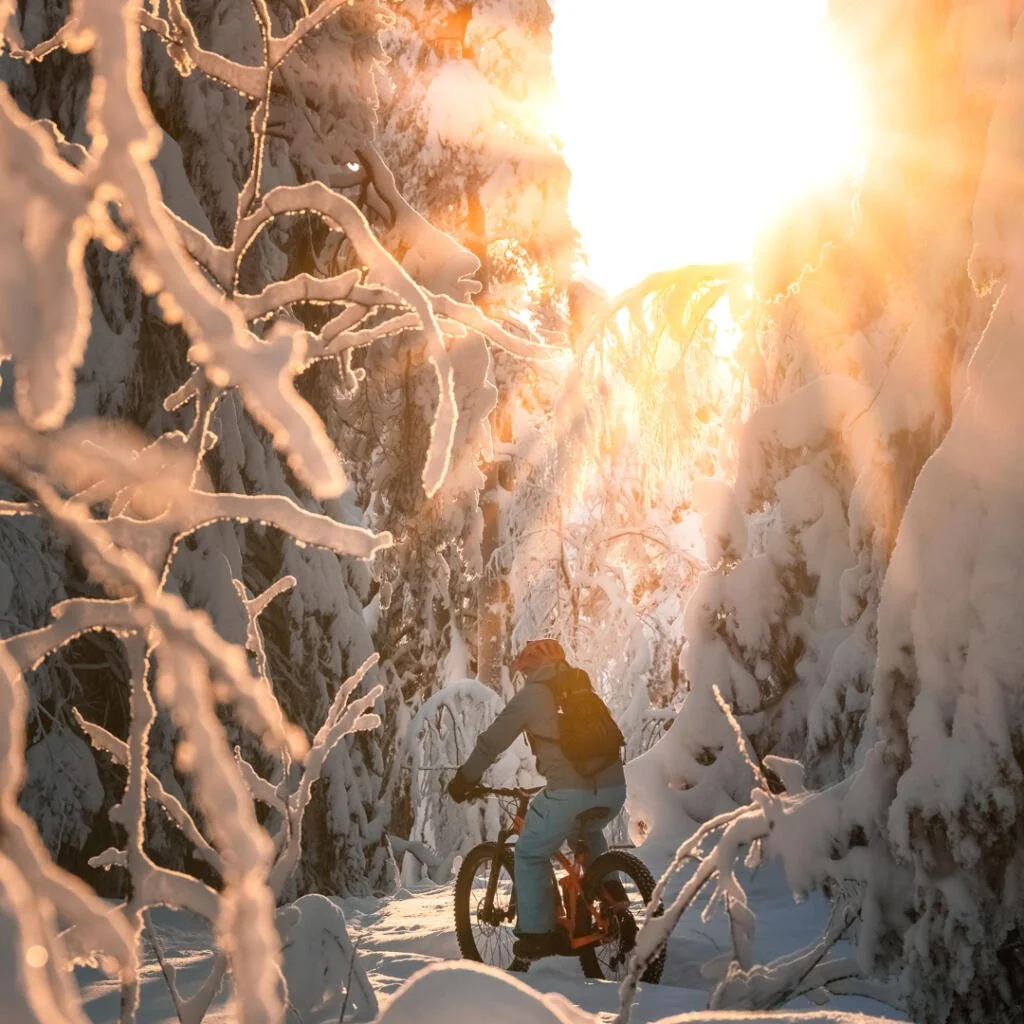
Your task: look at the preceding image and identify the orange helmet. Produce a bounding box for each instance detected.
[511,639,566,674]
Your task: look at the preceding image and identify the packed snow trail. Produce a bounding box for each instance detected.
[76,863,904,1023]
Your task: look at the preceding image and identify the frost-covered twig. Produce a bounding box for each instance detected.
[712,685,768,793]
[710,902,856,1010]
[320,312,422,354]
[118,637,153,1024]
[425,290,559,360]
[615,804,768,1024]
[144,910,187,1024]
[234,269,364,322]
[81,0,348,503]
[234,575,296,688]
[153,641,282,1024]
[0,500,37,516]
[269,656,383,893]
[138,8,265,97]
[73,712,223,875]
[99,488,392,579]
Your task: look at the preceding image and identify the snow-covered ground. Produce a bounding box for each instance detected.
[76,861,904,1023]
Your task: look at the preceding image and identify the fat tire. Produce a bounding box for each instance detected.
[454,842,517,966]
[578,850,665,984]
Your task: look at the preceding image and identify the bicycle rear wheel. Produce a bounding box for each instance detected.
[454,843,518,968]
[578,850,665,984]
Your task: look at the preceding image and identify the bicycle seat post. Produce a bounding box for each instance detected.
[516,792,531,821]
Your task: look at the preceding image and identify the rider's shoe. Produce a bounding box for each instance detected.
[512,932,559,960]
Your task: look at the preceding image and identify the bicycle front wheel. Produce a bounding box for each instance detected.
[454,843,518,968]
[578,850,665,984]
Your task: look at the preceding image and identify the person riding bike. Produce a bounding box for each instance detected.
[447,639,628,961]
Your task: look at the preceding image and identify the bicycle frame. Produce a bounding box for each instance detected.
[480,787,610,951]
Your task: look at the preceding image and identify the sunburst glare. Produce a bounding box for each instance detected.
[552,0,866,294]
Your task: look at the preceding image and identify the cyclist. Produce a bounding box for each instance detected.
[447,638,628,961]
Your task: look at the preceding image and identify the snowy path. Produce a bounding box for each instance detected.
[341,883,709,1022]
[77,862,903,1023]
[341,864,901,1023]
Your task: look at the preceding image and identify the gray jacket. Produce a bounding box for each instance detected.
[462,663,626,791]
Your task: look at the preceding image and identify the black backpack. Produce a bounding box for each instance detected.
[544,665,624,775]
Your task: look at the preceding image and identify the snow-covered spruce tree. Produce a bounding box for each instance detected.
[623,5,1024,1021]
[649,0,999,791]
[378,0,572,311]
[376,0,573,688]
[0,0,402,896]
[0,0,551,1018]
[338,0,573,836]
[852,6,1024,1018]
[337,309,500,839]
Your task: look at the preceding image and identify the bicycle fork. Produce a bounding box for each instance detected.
[481,841,516,927]
[483,859,502,925]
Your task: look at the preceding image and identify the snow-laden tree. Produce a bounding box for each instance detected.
[854,6,1024,1017]
[501,265,749,762]
[0,0,552,1019]
[624,5,1024,1021]
[396,676,540,882]
[1,0,406,897]
[378,0,573,310]
[627,0,997,797]
[338,1,574,832]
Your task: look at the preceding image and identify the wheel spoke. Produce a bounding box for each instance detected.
[594,870,645,981]
[467,855,516,969]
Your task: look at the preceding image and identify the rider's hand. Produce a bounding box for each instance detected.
[447,769,473,804]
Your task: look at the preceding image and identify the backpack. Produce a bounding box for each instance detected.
[544,665,624,775]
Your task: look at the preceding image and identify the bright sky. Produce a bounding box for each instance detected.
[550,0,866,295]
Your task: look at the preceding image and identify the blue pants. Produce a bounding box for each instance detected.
[514,785,626,934]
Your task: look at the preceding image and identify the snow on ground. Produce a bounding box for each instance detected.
[76,859,904,1023]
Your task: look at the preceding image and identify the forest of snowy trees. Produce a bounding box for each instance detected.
[2,1,1024,1022]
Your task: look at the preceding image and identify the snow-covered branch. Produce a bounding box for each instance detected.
[234,269,364,322]
[0,500,37,516]
[426,290,560,360]
[320,311,422,354]
[576,262,745,356]
[73,712,223,875]
[101,490,393,576]
[266,0,357,68]
[710,903,857,1010]
[1,598,139,673]
[0,464,305,762]
[269,656,383,893]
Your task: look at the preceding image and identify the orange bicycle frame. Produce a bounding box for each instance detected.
[508,806,609,949]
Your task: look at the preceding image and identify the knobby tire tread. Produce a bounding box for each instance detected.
[454,842,516,965]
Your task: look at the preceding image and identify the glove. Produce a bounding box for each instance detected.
[447,769,473,804]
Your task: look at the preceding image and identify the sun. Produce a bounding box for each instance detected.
[551,0,866,295]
